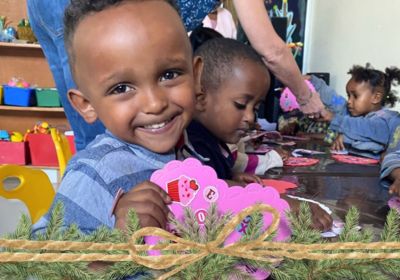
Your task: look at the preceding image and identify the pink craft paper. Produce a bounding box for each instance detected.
[150,158,290,279]
[388,197,400,212]
[245,144,272,154]
[331,154,379,165]
[284,157,320,167]
[149,158,290,243]
[262,179,298,194]
[280,79,316,112]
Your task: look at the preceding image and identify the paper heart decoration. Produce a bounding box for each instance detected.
[284,157,320,167]
[331,154,379,165]
[149,158,291,243]
[262,179,298,194]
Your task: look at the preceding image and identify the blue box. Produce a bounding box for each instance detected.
[3,85,36,106]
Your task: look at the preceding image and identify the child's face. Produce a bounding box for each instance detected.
[346,78,378,116]
[69,1,196,153]
[199,60,270,144]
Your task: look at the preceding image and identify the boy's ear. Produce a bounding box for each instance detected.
[68,89,98,124]
[193,55,208,112]
[193,55,204,95]
[372,91,384,105]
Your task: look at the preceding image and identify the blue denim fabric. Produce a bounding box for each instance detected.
[27,0,105,151]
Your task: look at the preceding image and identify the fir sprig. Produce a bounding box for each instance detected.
[2,201,400,279]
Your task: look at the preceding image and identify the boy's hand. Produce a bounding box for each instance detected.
[331,134,345,151]
[113,181,172,230]
[232,172,263,185]
[275,147,289,161]
[285,196,333,231]
[389,168,400,196]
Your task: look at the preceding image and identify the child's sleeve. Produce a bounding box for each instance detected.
[329,113,391,147]
[232,150,283,175]
[32,169,117,234]
[309,75,347,114]
[381,150,400,188]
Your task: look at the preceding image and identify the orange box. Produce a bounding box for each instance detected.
[26,134,58,167]
[0,141,30,165]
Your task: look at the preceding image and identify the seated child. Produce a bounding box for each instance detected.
[381,150,400,195]
[187,37,332,230]
[33,0,202,233]
[328,64,400,159]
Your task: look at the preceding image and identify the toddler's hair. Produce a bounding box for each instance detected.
[64,0,178,62]
[195,37,267,92]
[189,26,223,52]
[348,63,400,107]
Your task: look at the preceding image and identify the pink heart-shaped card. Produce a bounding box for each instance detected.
[150,158,291,245]
[284,157,320,167]
[331,154,379,165]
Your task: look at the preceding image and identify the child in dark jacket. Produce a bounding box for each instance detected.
[187,38,332,231]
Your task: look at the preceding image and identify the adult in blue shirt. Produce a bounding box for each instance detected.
[27,0,325,150]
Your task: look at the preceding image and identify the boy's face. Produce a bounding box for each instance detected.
[346,78,379,116]
[198,60,270,144]
[69,1,196,153]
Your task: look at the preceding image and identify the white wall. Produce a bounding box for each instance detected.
[304,0,400,110]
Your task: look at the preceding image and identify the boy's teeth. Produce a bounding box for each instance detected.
[144,121,168,129]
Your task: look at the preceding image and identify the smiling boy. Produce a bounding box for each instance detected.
[33,0,202,233]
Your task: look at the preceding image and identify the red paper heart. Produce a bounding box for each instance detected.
[331,154,379,165]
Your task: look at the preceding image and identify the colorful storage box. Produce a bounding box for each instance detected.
[3,85,36,107]
[0,141,30,165]
[35,88,61,107]
[26,133,58,167]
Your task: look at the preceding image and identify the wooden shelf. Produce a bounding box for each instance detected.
[0,42,41,49]
[0,105,64,112]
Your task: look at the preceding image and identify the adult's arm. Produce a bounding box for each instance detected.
[233,0,325,115]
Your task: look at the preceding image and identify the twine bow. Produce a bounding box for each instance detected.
[3,203,400,279]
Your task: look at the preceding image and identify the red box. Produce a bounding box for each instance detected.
[26,134,58,166]
[0,141,30,165]
[66,135,76,155]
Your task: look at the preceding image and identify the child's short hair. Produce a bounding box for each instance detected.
[189,26,223,52]
[348,63,400,107]
[64,0,179,64]
[194,38,268,92]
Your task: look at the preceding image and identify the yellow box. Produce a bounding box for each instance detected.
[0,85,3,105]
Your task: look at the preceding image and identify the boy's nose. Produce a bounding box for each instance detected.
[142,88,168,114]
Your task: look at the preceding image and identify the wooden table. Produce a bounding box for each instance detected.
[263,139,388,232]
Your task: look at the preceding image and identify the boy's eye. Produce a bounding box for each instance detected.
[110,84,134,95]
[160,71,179,81]
[234,102,246,110]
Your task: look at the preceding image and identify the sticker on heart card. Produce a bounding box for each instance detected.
[150,158,291,245]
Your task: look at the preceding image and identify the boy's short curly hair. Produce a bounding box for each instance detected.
[348,63,400,107]
[64,0,179,62]
[194,38,268,93]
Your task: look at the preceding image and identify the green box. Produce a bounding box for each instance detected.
[35,88,61,107]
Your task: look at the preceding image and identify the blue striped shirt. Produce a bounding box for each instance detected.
[33,131,175,233]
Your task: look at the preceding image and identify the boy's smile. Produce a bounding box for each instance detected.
[69,1,196,153]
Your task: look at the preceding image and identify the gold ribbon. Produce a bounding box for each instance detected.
[2,203,400,280]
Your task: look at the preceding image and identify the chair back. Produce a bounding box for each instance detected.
[0,164,55,223]
[50,128,72,177]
